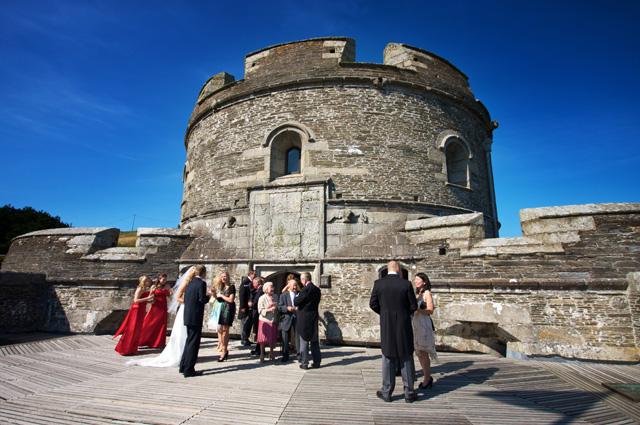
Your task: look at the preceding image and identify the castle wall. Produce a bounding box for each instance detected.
[183,37,498,237]
[1,228,192,333]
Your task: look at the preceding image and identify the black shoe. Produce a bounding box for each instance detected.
[183,370,203,378]
[242,341,251,347]
[280,356,289,363]
[299,364,309,370]
[418,377,434,389]
[376,390,392,402]
[405,392,417,403]
[311,363,320,369]
[218,350,228,362]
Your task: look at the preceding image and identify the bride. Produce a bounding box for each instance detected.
[127,266,196,368]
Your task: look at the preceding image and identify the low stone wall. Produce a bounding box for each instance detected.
[1,227,192,334]
[2,204,639,361]
[0,272,48,333]
[316,203,640,361]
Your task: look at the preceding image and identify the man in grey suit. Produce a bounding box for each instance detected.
[278,278,298,362]
[369,261,418,403]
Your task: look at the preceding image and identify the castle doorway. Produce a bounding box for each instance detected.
[378,266,409,280]
[262,270,301,294]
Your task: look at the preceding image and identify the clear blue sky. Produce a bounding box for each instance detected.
[1,0,638,237]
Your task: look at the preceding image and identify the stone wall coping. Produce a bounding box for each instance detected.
[405,212,483,231]
[13,227,118,241]
[431,278,628,291]
[244,36,354,59]
[136,228,190,237]
[385,42,469,81]
[520,203,640,222]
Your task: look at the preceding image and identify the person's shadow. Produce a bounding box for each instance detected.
[415,366,499,401]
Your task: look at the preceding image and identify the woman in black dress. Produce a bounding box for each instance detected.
[216,271,236,361]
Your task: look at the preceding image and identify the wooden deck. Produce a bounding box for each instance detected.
[0,334,638,424]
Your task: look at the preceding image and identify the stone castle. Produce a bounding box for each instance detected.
[2,38,639,362]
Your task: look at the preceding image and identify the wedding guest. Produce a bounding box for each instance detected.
[250,276,264,355]
[295,272,322,369]
[216,271,236,362]
[139,273,172,348]
[369,261,418,403]
[114,275,155,355]
[257,281,278,362]
[413,272,437,389]
[239,269,256,346]
[278,276,299,362]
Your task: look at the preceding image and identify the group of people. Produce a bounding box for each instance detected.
[237,270,321,367]
[113,260,436,402]
[114,273,172,356]
[113,266,323,377]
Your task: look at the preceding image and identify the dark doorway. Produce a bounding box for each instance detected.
[378,266,409,280]
[262,270,301,294]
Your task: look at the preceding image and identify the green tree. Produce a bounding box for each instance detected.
[0,205,71,254]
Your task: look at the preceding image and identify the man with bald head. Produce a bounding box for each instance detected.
[370,261,418,403]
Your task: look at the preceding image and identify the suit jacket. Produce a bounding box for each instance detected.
[251,285,263,313]
[278,290,297,331]
[295,282,321,341]
[238,276,252,318]
[183,276,210,327]
[369,273,417,359]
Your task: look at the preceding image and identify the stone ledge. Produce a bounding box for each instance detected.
[136,228,190,237]
[82,247,146,263]
[13,227,118,240]
[520,202,640,223]
[405,212,483,231]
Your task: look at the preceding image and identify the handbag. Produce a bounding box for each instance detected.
[207,299,222,329]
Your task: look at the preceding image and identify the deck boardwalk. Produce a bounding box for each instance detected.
[0,334,638,424]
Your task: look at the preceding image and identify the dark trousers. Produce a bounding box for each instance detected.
[180,325,202,374]
[380,353,415,398]
[298,323,321,367]
[240,312,253,344]
[280,325,297,359]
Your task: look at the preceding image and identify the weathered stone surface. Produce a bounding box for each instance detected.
[2,38,639,362]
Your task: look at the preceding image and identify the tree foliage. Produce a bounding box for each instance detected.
[0,205,71,254]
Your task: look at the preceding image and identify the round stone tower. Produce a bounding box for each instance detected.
[180,37,498,283]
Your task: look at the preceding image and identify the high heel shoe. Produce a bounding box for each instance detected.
[418,377,434,389]
[218,350,228,362]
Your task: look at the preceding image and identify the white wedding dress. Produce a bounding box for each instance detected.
[127,305,187,367]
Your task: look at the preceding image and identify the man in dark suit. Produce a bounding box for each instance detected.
[369,261,418,403]
[249,277,264,355]
[278,278,298,362]
[295,271,321,369]
[238,269,256,346]
[179,265,210,377]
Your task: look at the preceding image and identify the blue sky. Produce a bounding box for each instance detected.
[1,1,638,237]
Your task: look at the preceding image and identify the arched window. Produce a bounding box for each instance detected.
[445,138,470,188]
[286,147,301,175]
[269,129,303,180]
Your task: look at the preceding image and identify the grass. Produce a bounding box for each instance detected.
[117,231,137,247]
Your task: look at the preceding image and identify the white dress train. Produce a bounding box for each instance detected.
[126,305,187,367]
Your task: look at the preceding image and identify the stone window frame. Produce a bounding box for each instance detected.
[437,130,473,191]
[263,122,316,181]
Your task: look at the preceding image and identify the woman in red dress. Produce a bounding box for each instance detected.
[139,273,173,348]
[114,275,154,355]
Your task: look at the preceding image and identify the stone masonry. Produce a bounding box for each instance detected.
[1,38,638,362]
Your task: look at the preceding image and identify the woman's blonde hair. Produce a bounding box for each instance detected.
[138,275,149,288]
